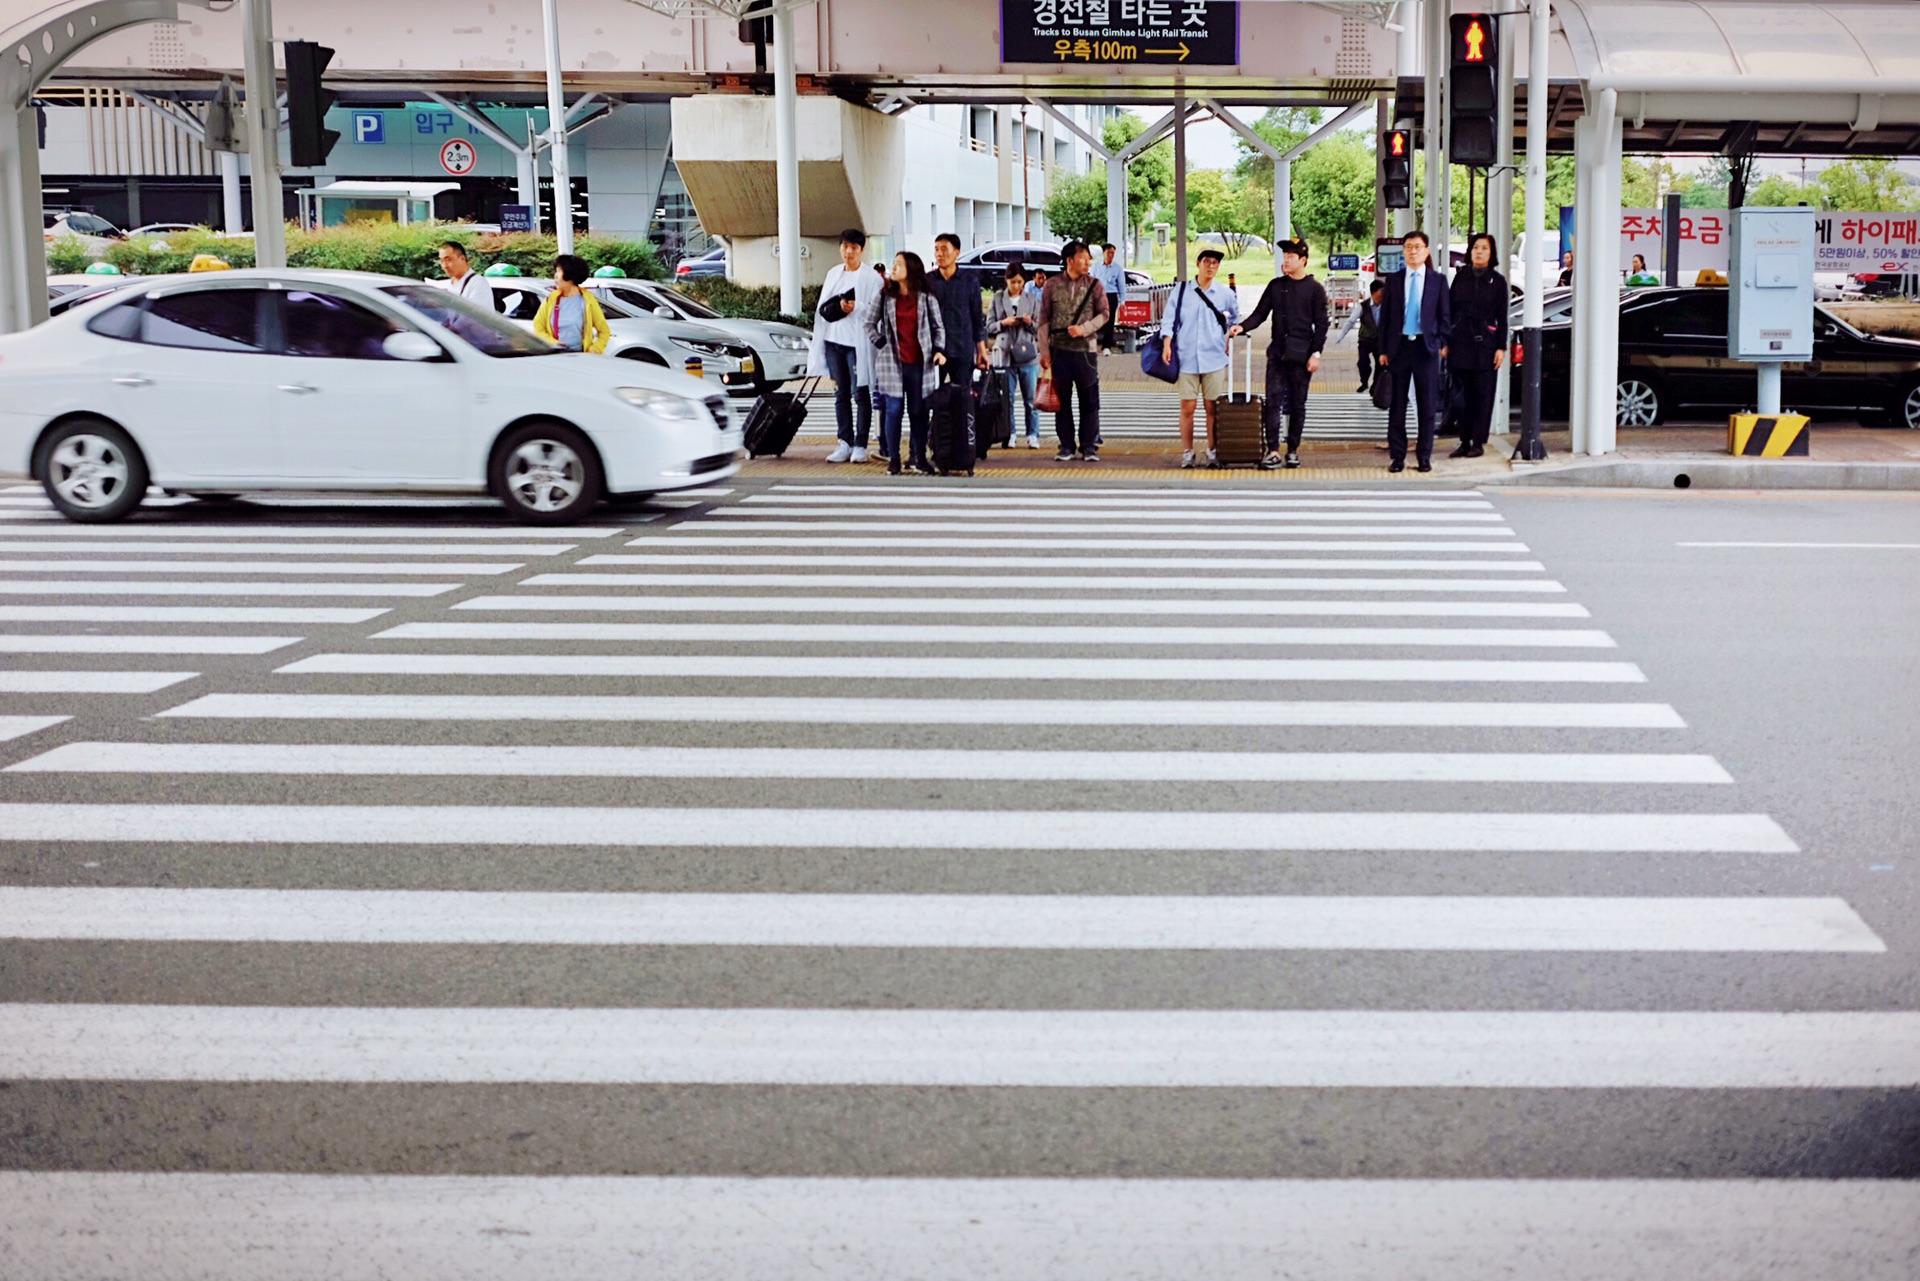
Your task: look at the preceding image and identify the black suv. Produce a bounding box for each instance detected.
[1533,287,1920,429]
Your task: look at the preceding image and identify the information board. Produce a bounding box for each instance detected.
[499,205,533,234]
[1001,0,1239,65]
[1564,207,1920,277]
[1328,253,1361,272]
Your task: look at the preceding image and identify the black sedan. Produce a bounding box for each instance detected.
[1530,287,1920,430]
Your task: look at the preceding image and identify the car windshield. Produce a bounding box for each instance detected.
[648,286,721,320]
[380,283,561,357]
[1816,306,1866,339]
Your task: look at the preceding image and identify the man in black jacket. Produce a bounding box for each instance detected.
[1232,238,1329,469]
[1447,232,1510,458]
[1377,229,1452,473]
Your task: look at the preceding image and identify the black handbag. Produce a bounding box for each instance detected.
[817,289,856,323]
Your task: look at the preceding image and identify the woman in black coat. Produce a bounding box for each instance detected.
[1447,232,1510,458]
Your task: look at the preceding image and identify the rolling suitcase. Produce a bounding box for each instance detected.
[742,377,819,458]
[973,369,1007,452]
[927,372,977,476]
[1211,338,1265,467]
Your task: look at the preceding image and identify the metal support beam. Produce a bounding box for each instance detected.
[125,90,207,142]
[1173,85,1188,279]
[1423,0,1448,262]
[1573,86,1620,456]
[1488,2,1516,440]
[221,150,245,233]
[1394,0,1421,236]
[541,0,574,252]
[1515,0,1549,461]
[772,0,802,314]
[242,0,286,267]
[1375,95,1391,239]
[1106,156,1129,262]
[423,91,539,214]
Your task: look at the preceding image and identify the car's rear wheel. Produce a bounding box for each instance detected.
[1890,376,1920,431]
[38,418,147,522]
[491,421,603,525]
[1616,375,1664,427]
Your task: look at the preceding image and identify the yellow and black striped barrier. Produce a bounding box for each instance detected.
[1728,413,1810,457]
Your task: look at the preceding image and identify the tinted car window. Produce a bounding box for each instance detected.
[279,289,404,360]
[494,288,544,321]
[381,284,558,359]
[141,287,268,352]
[84,299,146,341]
[1655,291,1726,337]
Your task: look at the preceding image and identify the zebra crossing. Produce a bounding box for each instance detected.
[0,478,1911,1278]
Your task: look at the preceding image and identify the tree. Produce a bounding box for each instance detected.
[1183,169,1266,256]
[1232,107,1323,188]
[1745,173,1808,207]
[1288,132,1375,254]
[1041,167,1108,246]
[1815,158,1920,212]
[1103,114,1173,235]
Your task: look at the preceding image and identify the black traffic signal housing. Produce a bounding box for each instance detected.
[1448,13,1499,165]
[1381,128,1412,209]
[284,40,340,168]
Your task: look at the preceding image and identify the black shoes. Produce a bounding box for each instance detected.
[1283,451,1300,469]
[1388,459,1405,473]
[1416,460,1433,473]
[1449,442,1475,459]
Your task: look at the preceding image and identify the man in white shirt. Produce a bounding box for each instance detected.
[1162,247,1241,468]
[437,241,493,310]
[1093,242,1128,354]
[808,228,884,462]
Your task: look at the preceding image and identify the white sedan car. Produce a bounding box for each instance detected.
[0,269,744,525]
[585,278,814,388]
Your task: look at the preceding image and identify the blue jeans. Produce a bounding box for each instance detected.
[1002,361,1040,440]
[822,340,871,448]
[879,367,928,468]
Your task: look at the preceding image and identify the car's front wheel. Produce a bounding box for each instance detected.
[1616,375,1664,427]
[490,421,603,525]
[38,418,148,522]
[1890,376,1920,431]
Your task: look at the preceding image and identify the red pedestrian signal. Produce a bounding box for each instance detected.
[1381,129,1412,209]
[1448,13,1500,165]
[1463,19,1487,61]
[1390,131,1406,157]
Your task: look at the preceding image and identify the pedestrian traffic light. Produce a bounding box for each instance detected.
[1381,128,1412,209]
[1448,13,1499,166]
[283,40,339,169]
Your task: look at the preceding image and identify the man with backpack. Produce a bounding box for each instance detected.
[1232,238,1330,470]
[1160,247,1241,469]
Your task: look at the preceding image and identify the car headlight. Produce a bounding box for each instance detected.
[614,387,708,421]
[771,332,811,351]
[672,337,731,358]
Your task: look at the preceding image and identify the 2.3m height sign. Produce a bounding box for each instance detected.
[1002,0,1239,65]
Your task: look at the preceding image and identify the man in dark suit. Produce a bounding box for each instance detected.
[1377,229,1451,473]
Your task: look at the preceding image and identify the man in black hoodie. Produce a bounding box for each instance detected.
[1231,238,1329,469]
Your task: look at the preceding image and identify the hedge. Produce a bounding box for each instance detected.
[676,277,819,329]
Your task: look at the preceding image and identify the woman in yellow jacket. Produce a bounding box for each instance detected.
[532,254,611,353]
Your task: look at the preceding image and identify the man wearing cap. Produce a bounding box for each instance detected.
[1232,238,1329,470]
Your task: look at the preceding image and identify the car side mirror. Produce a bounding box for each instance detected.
[655,306,677,318]
[383,331,443,361]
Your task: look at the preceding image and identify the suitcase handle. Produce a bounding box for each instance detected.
[1226,334,1253,401]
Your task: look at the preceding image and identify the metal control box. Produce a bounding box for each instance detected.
[1729,207,1816,361]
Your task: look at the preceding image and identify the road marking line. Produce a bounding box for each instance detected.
[0,581,460,597]
[713,508,1511,524]
[0,606,387,624]
[157,694,1688,728]
[276,654,1648,682]
[774,482,1488,497]
[373,622,1618,649]
[570,555,1551,571]
[9,744,1730,785]
[3,1174,1912,1281]
[0,716,68,742]
[746,493,1496,509]
[0,541,574,556]
[0,561,521,575]
[652,522,1521,537]
[1679,542,1920,549]
[637,538,1529,552]
[0,889,1871,951]
[453,595,1590,618]
[0,635,301,655]
[0,672,199,693]
[0,524,611,538]
[528,572,1568,591]
[0,804,1793,851]
[0,1006,1897,1085]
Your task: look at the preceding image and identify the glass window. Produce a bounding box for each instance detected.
[279,289,406,360]
[1655,292,1726,338]
[84,300,146,341]
[380,284,561,359]
[652,286,720,320]
[141,287,268,353]
[493,288,545,321]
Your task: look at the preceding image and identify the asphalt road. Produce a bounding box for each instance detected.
[0,477,1915,1279]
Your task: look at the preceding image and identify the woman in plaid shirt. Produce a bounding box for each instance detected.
[863,251,950,475]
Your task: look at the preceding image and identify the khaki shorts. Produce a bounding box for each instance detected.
[1175,367,1227,402]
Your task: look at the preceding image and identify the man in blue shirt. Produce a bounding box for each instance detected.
[1161,247,1241,468]
[1094,243,1129,354]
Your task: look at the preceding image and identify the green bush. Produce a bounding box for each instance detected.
[106,227,255,275]
[677,277,819,328]
[45,238,93,275]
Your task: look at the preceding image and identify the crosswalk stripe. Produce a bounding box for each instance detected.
[654,521,1521,536]
[0,672,198,693]
[372,622,1618,648]
[0,888,1873,951]
[745,493,1497,509]
[0,606,388,624]
[712,509,1511,524]
[0,635,301,655]
[0,524,614,539]
[10,744,1732,785]
[565,555,1551,571]
[0,1006,1897,1085]
[0,561,522,575]
[773,483,1487,498]
[0,580,460,597]
[4,1174,1911,1280]
[452,595,1590,618]
[156,694,1690,729]
[0,804,1794,851]
[276,654,1648,682]
[0,541,576,556]
[0,715,69,742]
[527,572,1567,591]
[639,538,1528,552]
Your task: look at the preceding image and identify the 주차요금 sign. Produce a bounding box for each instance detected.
[1001,0,1239,65]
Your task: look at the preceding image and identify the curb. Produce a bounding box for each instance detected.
[1490,456,1920,491]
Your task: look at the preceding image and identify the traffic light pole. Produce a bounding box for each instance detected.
[242,0,286,268]
[1515,0,1549,461]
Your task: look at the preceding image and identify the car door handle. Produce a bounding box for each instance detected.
[112,375,152,387]
[277,383,318,395]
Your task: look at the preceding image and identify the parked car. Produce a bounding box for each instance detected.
[44,276,139,318]
[674,246,727,279]
[956,241,1065,282]
[0,269,743,524]
[451,276,764,400]
[43,210,124,257]
[128,222,202,238]
[586,278,812,388]
[1528,286,1920,429]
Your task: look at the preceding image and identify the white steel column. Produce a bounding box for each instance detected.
[242,0,285,267]
[0,104,47,332]
[1106,157,1128,261]
[220,151,244,233]
[1394,0,1421,237]
[1569,111,1594,454]
[772,2,802,315]
[1273,158,1291,265]
[541,0,574,253]
[1514,0,1550,460]
[1173,89,1188,279]
[1587,86,1621,455]
[1488,4,1517,435]
[1423,0,1448,259]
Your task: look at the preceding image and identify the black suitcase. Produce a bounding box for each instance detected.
[927,375,976,476]
[1212,338,1265,466]
[742,377,818,458]
[974,369,1007,451]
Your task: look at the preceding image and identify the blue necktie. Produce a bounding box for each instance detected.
[1404,271,1422,337]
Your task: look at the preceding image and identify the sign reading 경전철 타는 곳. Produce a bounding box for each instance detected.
[1001,0,1239,65]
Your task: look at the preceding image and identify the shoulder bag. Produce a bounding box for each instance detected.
[1139,281,1184,383]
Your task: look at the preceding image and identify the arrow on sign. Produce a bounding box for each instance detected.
[1146,41,1191,60]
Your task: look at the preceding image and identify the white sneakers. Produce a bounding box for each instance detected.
[825,442,854,463]
[1025,436,1041,449]
[1180,450,1197,469]
[850,447,870,463]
